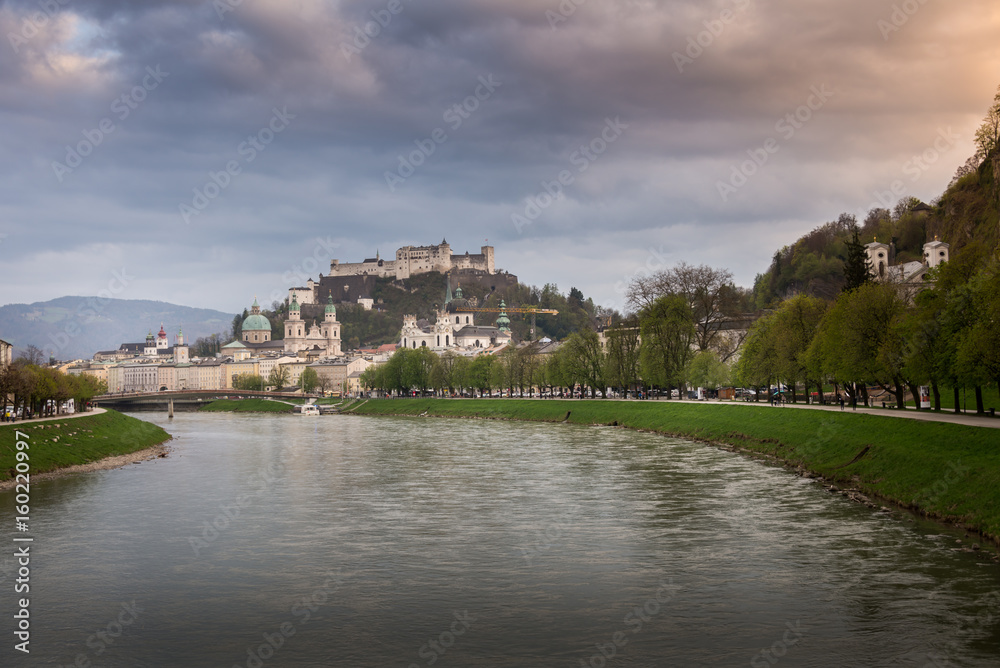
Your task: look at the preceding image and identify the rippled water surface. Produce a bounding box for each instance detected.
[4,413,999,666]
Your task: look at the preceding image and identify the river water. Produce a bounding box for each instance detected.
[3,413,999,667]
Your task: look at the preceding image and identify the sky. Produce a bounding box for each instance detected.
[1,0,998,315]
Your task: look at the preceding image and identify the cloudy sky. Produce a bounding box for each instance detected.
[1,0,998,314]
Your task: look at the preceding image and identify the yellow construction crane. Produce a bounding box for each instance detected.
[454,303,559,341]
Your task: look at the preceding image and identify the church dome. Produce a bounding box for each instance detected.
[242,314,271,332]
[242,298,272,332]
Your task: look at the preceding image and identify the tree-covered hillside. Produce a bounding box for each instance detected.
[753,86,1000,308]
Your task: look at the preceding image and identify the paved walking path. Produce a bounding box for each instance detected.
[0,407,106,427]
[668,398,1000,429]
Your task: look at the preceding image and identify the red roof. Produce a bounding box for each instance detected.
[376,343,399,353]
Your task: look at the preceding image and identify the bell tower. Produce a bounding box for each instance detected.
[865,239,890,279]
[320,292,342,356]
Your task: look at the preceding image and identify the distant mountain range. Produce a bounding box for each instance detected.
[0,297,235,361]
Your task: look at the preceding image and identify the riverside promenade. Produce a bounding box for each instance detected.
[652,397,1000,429]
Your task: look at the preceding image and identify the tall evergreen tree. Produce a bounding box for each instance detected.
[842,225,870,293]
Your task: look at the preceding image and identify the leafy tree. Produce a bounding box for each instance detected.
[736,314,778,398]
[687,350,730,391]
[268,365,290,390]
[639,295,696,397]
[562,331,607,397]
[233,374,265,391]
[604,322,641,394]
[299,367,319,394]
[770,294,829,401]
[809,282,907,408]
[974,84,1000,161]
[952,259,1000,413]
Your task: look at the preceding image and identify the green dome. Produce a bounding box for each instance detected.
[242,313,271,332]
[325,292,336,315]
[243,296,271,332]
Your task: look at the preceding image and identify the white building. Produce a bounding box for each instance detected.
[400,287,512,351]
[866,237,950,285]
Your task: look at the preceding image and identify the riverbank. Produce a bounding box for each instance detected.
[0,409,171,487]
[199,398,294,413]
[347,398,1000,545]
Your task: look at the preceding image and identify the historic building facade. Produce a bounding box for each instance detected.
[399,287,512,351]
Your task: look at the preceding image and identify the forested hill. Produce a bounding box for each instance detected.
[752,150,1000,309]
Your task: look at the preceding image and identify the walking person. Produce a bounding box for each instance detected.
[839,395,845,411]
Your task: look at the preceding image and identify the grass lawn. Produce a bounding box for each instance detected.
[0,410,170,482]
[348,398,1000,544]
[199,398,294,413]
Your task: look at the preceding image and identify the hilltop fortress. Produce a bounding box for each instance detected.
[290,240,517,311]
[329,239,494,280]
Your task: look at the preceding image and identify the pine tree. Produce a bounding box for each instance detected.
[842,226,870,293]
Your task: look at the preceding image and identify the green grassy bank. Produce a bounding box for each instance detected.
[348,398,1000,544]
[0,410,170,482]
[199,398,294,413]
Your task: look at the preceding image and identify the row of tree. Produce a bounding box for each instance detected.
[736,244,1000,411]
[359,263,749,398]
[0,361,107,418]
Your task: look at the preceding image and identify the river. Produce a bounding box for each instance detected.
[3,412,998,666]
